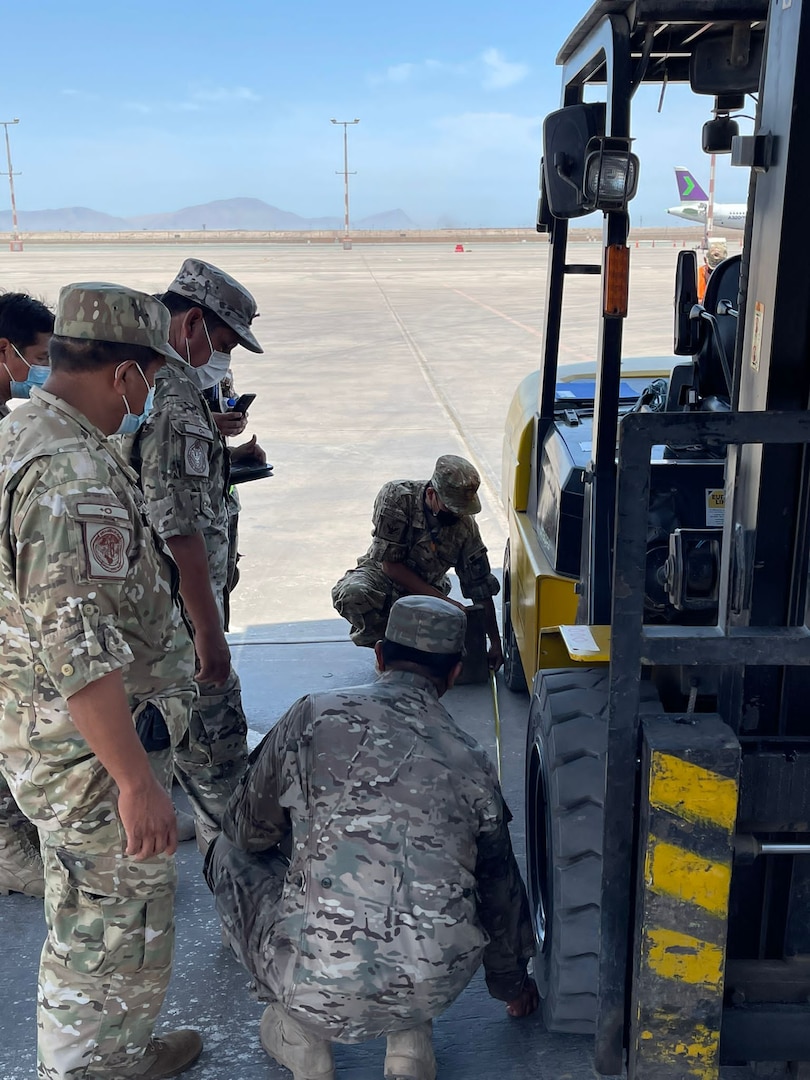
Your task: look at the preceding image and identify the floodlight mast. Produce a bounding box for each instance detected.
[330,118,360,239]
[0,119,22,252]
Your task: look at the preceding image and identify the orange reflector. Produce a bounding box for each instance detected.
[604,243,630,318]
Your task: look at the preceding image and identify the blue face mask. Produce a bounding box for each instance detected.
[114,363,155,435]
[5,344,50,399]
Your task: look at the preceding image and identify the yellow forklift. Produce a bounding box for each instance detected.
[501,1,810,1075]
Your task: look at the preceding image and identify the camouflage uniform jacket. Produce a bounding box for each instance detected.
[0,389,196,831]
[222,669,534,1040]
[128,353,232,609]
[356,480,500,601]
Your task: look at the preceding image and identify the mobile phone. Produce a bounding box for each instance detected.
[231,393,256,414]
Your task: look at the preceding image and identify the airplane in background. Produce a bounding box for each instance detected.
[666,166,747,231]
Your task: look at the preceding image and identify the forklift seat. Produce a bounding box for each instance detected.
[694,254,741,404]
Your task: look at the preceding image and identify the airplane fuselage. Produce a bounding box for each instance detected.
[666,201,746,231]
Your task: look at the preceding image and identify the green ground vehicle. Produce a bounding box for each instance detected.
[501,1,810,1075]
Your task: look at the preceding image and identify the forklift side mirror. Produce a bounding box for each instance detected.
[674,250,703,356]
[542,103,606,219]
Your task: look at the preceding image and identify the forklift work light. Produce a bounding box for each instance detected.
[583,139,639,211]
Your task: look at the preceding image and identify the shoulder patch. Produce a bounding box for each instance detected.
[83,522,130,580]
[184,435,210,477]
[181,421,212,440]
[75,502,129,522]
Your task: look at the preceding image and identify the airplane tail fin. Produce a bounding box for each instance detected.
[674,166,709,202]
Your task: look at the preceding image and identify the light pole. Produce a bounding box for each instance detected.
[0,119,22,252]
[330,118,359,248]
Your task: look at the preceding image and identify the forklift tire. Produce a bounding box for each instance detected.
[503,600,528,693]
[502,543,528,694]
[525,667,660,1034]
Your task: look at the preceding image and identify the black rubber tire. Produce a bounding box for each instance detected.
[525,667,660,1034]
[502,543,528,694]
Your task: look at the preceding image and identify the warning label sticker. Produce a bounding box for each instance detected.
[706,489,725,527]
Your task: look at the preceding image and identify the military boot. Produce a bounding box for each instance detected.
[0,823,45,898]
[136,1029,203,1078]
[259,1003,335,1080]
[384,1021,437,1080]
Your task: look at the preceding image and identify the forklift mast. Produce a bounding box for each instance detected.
[533,1,810,1075]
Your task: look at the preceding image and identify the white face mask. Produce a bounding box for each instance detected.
[191,319,232,391]
[5,344,50,399]
[114,362,155,435]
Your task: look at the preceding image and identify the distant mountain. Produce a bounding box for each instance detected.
[0,197,416,233]
[0,207,129,232]
[355,209,414,231]
[127,198,338,232]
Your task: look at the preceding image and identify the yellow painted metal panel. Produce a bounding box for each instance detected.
[645,927,724,987]
[649,753,738,832]
[508,507,579,686]
[646,840,732,917]
[502,372,539,513]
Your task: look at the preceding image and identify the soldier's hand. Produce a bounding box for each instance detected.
[488,639,505,673]
[214,411,248,438]
[231,434,266,465]
[118,779,177,861]
[506,978,539,1018]
[195,625,232,687]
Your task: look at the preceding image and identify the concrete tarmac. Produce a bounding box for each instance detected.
[0,241,752,1078]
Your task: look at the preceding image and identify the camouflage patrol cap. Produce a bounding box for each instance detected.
[385,595,467,654]
[430,454,482,516]
[54,283,179,359]
[166,258,263,354]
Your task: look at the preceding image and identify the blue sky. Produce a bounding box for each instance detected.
[3,1,753,227]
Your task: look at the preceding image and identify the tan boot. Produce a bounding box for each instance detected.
[259,1003,335,1080]
[137,1030,203,1078]
[384,1022,437,1080]
[0,824,44,898]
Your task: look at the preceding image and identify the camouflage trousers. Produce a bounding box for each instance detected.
[38,755,177,1079]
[173,665,248,845]
[0,770,39,849]
[203,834,286,998]
[331,566,450,647]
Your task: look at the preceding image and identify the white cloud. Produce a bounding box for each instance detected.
[368,50,528,90]
[384,63,415,84]
[123,100,202,115]
[190,86,261,103]
[122,86,259,116]
[480,48,529,89]
[60,88,98,101]
[433,110,540,149]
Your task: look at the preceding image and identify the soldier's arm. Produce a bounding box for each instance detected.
[13,482,176,858]
[67,671,176,860]
[166,533,230,685]
[381,559,465,608]
[138,393,230,685]
[475,792,536,1003]
[222,696,313,852]
[456,528,504,668]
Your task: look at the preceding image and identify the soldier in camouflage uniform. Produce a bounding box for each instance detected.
[0,291,55,897]
[332,454,505,669]
[126,259,264,852]
[205,595,537,1080]
[0,283,203,1078]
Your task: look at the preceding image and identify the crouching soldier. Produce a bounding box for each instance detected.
[205,594,537,1080]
